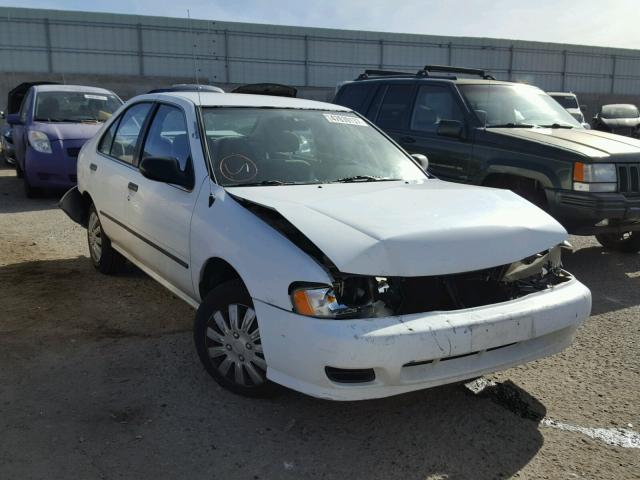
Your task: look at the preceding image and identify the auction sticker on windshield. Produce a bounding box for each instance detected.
[84,94,108,101]
[323,113,367,126]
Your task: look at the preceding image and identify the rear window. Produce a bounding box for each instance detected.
[334,84,372,112]
[601,105,639,119]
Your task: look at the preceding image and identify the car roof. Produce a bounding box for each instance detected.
[34,84,117,94]
[138,91,351,111]
[547,91,576,96]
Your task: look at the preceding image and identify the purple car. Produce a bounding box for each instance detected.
[6,84,123,197]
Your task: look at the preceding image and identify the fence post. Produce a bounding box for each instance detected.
[611,54,617,94]
[44,18,53,73]
[137,23,144,76]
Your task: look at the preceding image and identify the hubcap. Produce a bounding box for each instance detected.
[88,211,103,262]
[205,303,266,386]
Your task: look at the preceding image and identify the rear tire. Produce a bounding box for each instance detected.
[595,231,640,253]
[87,205,125,274]
[194,279,278,398]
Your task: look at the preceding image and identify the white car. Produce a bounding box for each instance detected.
[60,91,592,401]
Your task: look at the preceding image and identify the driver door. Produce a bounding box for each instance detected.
[126,103,198,297]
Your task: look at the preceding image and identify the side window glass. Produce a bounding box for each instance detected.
[411,85,465,133]
[376,85,415,129]
[98,120,119,155]
[110,103,152,164]
[336,85,371,113]
[142,105,191,172]
[20,90,33,123]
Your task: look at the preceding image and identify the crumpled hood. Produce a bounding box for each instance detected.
[488,126,640,159]
[32,121,103,141]
[228,180,568,277]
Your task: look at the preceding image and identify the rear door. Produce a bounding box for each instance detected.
[91,102,154,248]
[373,83,417,149]
[401,84,472,182]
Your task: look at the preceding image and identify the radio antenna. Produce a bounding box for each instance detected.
[187,9,214,206]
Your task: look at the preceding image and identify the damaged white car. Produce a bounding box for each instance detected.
[60,91,592,400]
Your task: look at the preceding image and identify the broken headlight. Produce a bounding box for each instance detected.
[291,279,393,319]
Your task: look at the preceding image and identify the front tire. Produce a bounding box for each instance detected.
[87,205,124,274]
[596,231,640,253]
[194,279,277,398]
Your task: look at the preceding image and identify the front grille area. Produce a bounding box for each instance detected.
[618,164,640,195]
[67,147,81,158]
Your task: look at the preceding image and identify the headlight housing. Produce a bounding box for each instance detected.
[28,130,52,154]
[573,162,617,192]
[291,286,349,318]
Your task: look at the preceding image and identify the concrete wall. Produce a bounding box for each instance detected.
[2,6,640,122]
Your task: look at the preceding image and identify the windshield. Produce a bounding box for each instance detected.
[460,84,582,128]
[600,104,639,119]
[34,91,122,123]
[201,108,426,186]
[550,95,579,109]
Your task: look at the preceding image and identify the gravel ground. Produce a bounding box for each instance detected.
[1,163,638,479]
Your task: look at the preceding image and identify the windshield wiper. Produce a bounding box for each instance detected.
[537,123,574,129]
[230,180,292,187]
[486,123,536,128]
[331,175,401,183]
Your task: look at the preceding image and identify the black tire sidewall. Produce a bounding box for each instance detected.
[87,205,123,274]
[194,279,278,398]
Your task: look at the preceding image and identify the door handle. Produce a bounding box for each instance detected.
[127,182,138,192]
[400,135,416,144]
[90,163,97,171]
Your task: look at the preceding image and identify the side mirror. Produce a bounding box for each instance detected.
[139,156,193,189]
[474,109,488,126]
[6,113,22,125]
[411,153,429,172]
[437,119,464,138]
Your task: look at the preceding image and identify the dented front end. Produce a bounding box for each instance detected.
[324,244,572,319]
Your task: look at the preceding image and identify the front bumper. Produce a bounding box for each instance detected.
[548,189,640,235]
[24,139,84,189]
[255,277,591,401]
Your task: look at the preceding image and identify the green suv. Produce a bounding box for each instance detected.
[334,65,640,252]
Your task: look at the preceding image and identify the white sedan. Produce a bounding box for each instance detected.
[61,90,591,400]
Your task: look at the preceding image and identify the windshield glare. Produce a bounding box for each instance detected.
[201,108,426,186]
[460,84,582,128]
[34,91,122,123]
[601,105,639,119]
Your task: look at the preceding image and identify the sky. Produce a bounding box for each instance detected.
[2,0,640,50]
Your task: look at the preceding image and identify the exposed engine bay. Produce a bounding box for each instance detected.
[331,245,570,318]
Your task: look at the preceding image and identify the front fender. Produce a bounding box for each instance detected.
[481,164,556,189]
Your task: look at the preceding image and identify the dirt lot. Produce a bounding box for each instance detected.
[1,162,638,479]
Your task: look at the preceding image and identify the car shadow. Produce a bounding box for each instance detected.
[563,246,640,315]
[1,256,546,479]
[0,162,69,214]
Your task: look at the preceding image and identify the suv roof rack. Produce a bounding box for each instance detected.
[422,65,495,80]
[355,65,495,81]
